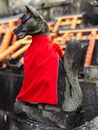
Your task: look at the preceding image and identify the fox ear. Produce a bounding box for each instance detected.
[25,4,39,17]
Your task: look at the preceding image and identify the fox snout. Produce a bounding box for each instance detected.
[13,28,18,35]
[13,24,22,35]
[13,23,27,40]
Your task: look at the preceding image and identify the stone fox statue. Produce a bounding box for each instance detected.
[13,4,83,128]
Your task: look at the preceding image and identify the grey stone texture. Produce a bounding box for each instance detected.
[2,80,98,130]
[73,116,98,130]
[85,66,98,79]
[14,80,98,129]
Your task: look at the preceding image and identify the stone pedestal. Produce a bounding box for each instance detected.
[2,80,98,130]
[0,72,23,111]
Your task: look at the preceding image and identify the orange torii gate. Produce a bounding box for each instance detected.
[4,27,98,69]
[0,12,89,70]
[0,36,32,70]
[48,12,85,33]
[49,12,85,40]
[53,27,98,67]
[0,36,31,62]
[0,14,22,54]
[0,12,85,56]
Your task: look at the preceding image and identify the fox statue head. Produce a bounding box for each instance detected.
[14,5,50,39]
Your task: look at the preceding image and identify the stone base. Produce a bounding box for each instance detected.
[2,80,98,130]
[12,100,84,129]
[3,114,62,130]
[73,116,98,130]
[4,112,84,130]
[0,71,23,111]
[0,70,98,129]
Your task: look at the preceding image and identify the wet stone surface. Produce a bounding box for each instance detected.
[1,80,98,130]
[73,116,98,130]
[4,114,62,130]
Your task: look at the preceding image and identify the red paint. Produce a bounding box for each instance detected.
[17,35,64,105]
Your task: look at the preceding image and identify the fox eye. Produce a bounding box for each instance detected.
[21,14,25,19]
[21,13,32,23]
[21,14,25,21]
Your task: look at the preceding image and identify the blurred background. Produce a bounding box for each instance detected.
[0,0,82,20]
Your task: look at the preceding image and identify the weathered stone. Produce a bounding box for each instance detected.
[73,116,98,130]
[44,105,61,112]
[79,80,98,121]
[84,66,98,79]
[0,75,98,130]
[4,113,62,130]
[0,71,23,111]
[80,0,98,26]
[63,40,83,112]
[10,80,98,130]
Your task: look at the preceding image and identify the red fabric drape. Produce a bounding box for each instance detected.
[17,35,64,105]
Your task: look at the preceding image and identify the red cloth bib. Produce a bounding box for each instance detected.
[17,35,64,105]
